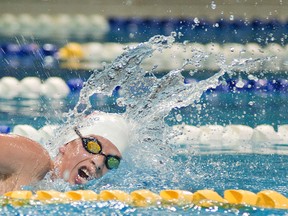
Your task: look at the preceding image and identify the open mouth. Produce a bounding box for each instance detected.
[78,166,91,180]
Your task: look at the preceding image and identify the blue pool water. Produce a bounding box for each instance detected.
[0,75,287,215]
[0,154,286,215]
[0,18,288,215]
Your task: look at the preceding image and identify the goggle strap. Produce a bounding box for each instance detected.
[73,126,83,139]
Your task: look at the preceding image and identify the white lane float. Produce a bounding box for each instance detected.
[59,42,288,72]
[9,124,288,154]
[0,77,70,99]
[0,13,109,39]
[41,77,70,99]
[0,77,21,99]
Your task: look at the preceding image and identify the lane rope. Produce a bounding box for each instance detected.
[0,13,287,45]
[0,77,70,99]
[1,123,287,155]
[1,42,288,72]
[0,75,287,99]
[2,189,288,209]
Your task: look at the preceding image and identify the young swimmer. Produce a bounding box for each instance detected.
[0,112,130,194]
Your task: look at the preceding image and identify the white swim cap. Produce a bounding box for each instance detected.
[59,112,131,154]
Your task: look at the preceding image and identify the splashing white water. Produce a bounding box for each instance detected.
[41,34,268,192]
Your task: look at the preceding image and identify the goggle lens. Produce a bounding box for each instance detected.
[86,139,102,154]
[106,156,121,169]
[73,127,121,170]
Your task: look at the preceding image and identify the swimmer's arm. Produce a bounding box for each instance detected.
[0,134,52,190]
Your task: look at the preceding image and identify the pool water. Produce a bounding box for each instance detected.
[2,80,288,130]
[0,23,288,215]
[0,75,287,215]
[0,154,286,215]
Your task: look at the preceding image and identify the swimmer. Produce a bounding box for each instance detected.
[0,112,130,194]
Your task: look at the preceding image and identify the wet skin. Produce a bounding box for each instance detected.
[0,134,121,194]
[0,134,52,194]
[53,135,122,185]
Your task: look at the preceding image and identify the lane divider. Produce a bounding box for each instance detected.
[0,75,287,100]
[0,13,287,44]
[0,13,109,39]
[2,189,288,209]
[170,124,288,145]
[1,42,288,72]
[0,76,70,99]
[0,124,287,155]
[57,42,288,72]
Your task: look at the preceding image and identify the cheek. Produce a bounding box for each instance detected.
[62,153,92,182]
[102,168,109,176]
[67,145,89,160]
[61,149,89,173]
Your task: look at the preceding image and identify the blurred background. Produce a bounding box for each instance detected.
[0,0,287,20]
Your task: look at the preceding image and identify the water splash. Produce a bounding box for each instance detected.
[44,34,269,192]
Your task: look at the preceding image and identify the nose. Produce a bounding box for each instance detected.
[91,154,106,172]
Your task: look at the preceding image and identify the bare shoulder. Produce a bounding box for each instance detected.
[0,134,52,191]
[0,134,51,162]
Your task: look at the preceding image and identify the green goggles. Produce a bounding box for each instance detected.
[73,127,121,170]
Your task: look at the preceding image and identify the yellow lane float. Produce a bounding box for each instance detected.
[130,189,162,207]
[35,190,67,202]
[256,190,288,209]
[224,189,258,206]
[193,189,228,207]
[160,190,193,205]
[4,191,33,200]
[1,189,287,209]
[58,42,84,60]
[99,190,131,203]
[66,190,98,201]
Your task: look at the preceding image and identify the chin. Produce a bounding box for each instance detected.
[73,175,88,185]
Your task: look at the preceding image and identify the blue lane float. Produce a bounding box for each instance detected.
[0,125,10,134]
[0,43,58,58]
[66,78,84,91]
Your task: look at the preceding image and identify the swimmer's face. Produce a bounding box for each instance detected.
[56,135,122,184]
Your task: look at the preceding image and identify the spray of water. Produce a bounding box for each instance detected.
[40,34,268,192]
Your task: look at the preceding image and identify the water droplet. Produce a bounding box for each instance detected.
[194,17,200,25]
[116,98,126,107]
[129,33,135,39]
[211,1,216,9]
[176,114,182,122]
[249,101,255,106]
[236,80,245,88]
[248,74,258,81]
[171,32,177,37]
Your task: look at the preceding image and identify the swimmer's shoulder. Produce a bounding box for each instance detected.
[0,133,52,193]
[0,133,51,162]
[0,133,46,151]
